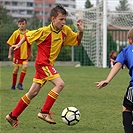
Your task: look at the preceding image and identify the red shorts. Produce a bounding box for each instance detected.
[13,58,28,66]
[33,64,60,86]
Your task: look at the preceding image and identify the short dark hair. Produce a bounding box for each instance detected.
[127,28,133,40]
[50,5,68,18]
[18,18,27,24]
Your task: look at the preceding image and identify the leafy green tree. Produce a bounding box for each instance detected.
[116,0,130,11]
[28,14,42,30]
[114,0,132,28]
[85,0,93,8]
[0,4,17,61]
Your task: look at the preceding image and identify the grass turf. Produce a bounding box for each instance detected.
[0,65,129,133]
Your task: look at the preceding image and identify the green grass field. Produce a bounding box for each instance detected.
[0,65,130,133]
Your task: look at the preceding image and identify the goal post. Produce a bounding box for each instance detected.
[67,0,133,68]
[103,0,107,68]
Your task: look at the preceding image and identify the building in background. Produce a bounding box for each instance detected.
[34,0,55,25]
[0,0,34,19]
[56,0,76,9]
[0,0,76,25]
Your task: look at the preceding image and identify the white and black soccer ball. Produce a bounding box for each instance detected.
[61,107,81,126]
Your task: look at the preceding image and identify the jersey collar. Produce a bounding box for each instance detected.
[18,29,28,34]
[50,23,61,34]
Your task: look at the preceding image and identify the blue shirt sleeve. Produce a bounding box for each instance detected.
[114,50,125,66]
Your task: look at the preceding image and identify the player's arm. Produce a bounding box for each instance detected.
[29,49,34,60]
[96,62,122,89]
[11,36,26,50]
[77,20,84,40]
[8,46,13,60]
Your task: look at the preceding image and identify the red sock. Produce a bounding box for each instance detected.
[41,90,59,113]
[11,94,31,118]
[12,73,17,86]
[19,69,26,84]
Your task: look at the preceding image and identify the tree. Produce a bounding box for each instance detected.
[116,0,130,11]
[85,0,93,9]
[0,4,17,61]
[114,0,133,28]
[28,14,42,30]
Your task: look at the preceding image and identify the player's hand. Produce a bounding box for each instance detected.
[95,80,109,89]
[8,55,12,60]
[29,53,34,60]
[11,44,20,50]
[77,20,84,32]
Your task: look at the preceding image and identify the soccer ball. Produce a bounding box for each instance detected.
[61,107,81,126]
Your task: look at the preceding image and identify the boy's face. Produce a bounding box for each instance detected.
[52,12,67,31]
[128,38,133,45]
[18,21,27,31]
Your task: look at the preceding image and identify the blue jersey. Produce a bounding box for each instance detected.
[115,45,133,85]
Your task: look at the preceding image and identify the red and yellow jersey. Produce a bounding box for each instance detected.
[7,29,31,59]
[25,23,81,66]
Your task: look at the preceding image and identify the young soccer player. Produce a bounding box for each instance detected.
[7,18,32,90]
[109,50,117,68]
[96,28,133,133]
[6,5,84,127]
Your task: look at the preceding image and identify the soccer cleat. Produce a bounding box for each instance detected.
[38,112,56,124]
[6,114,18,128]
[17,84,23,90]
[10,86,16,90]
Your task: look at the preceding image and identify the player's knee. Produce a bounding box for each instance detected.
[23,66,28,69]
[58,81,65,90]
[22,64,28,69]
[122,105,131,112]
[30,92,38,99]
[27,90,39,99]
[13,67,19,74]
[33,91,39,97]
[22,65,28,71]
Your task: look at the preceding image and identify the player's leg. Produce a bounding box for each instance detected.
[122,86,133,133]
[38,77,64,124]
[37,65,64,124]
[40,77,64,112]
[10,65,19,90]
[122,106,132,133]
[17,60,28,90]
[41,77,64,112]
[6,82,41,128]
